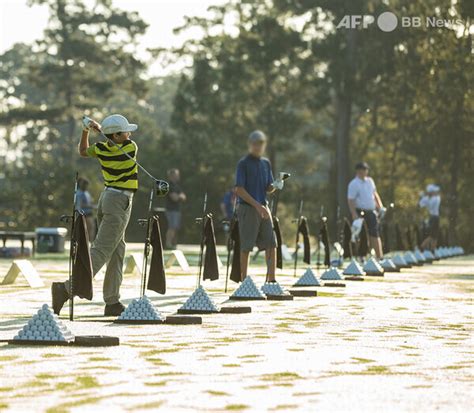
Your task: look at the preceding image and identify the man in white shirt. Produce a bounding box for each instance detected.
[347,162,385,258]
[419,184,441,250]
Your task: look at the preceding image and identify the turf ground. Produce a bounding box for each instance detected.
[0,246,472,412]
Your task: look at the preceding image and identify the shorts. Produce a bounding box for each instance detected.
[237,203,277,252]
[166,210,182,230]
[357,208,379,237]
[428,215,439,238]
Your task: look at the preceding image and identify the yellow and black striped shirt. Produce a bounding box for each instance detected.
[86,140,138,191]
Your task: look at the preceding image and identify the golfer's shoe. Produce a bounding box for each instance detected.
[52,282,69,315]
[104,302,126,317]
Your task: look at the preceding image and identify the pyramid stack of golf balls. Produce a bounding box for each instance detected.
[404,251,419,265]
[117,296,163,321]
[294,268,321,286]
[363,257,384,275]
[261,281,286,296]
[440,247,449,257]
[179,285,219,312]
[343,258,365,276]
[320,267,343,281]
[13,304,74,342]
[380,258,398,272]
[444,247,451,257]
[231,276,265,298]
[392,254,410,268]
[423,250,435,261]
[414,249,426,263]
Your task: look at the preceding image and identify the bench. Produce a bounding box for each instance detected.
[0,231,37,257]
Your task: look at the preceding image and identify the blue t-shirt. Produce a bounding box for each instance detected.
[235,155,273,205]
[75,190,93,216]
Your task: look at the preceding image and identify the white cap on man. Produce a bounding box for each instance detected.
[101,114,138,134]
[426,184,440,193]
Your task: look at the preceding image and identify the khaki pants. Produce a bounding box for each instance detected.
[66,189,133,304]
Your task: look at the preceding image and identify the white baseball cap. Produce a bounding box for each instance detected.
[101,114,138,134]
[426,184,440,193]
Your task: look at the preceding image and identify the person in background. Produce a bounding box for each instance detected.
[165,168,186,249]
[75,177,95,242]
[234,130,284,282]
[347,162,386,259]
[419,184,441,251]
[220,188,237,235]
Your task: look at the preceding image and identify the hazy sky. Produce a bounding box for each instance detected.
[0,0,226,75]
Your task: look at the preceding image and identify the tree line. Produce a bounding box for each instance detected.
[0,0,472,250]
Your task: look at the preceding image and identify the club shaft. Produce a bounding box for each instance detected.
[95,130,158,182]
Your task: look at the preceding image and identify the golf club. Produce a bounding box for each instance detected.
[82,116,168,192]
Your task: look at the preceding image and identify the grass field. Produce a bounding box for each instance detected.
[0,249,472,412]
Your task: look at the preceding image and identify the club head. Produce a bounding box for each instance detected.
[279,172,291,181]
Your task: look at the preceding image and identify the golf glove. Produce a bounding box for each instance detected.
[82,115,100,132]
[273,179,284,190]
[82,115,93,131]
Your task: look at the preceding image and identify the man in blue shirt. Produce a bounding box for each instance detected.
[235,130,284,282]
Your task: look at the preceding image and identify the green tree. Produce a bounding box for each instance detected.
[157,1,329,242]
[0,0,150,234]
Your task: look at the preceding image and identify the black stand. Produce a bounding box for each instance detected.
[293,200,303,278]
[224,204,237,293]
[59,173,79,322]
[138,185,155,297]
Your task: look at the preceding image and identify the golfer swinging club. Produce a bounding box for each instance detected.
[52,114,139,316]
[234,130,284,282]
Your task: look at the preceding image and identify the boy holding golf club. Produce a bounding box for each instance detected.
[234,130,284,282]
[52,114,138,316]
